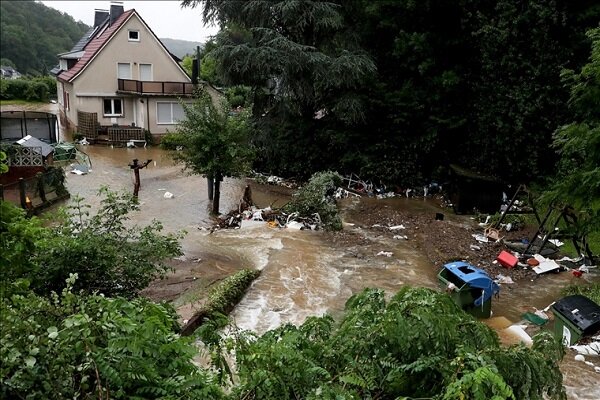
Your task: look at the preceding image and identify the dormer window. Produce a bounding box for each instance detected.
[128,30,140,41]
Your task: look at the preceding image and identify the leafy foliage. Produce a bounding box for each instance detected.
[0,0,89,75]
[204,268,260,316]
[182,0,599,187]
[283,171,343,231]
[0,76,57,101]
[542,27,600,239]
[161,88,254,213]
[1,188,183,298]
[0,276,224,399]
[0,150,7,174]
[224,287,565,400]
[183,0,375,179]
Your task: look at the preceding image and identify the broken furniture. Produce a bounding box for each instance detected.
[552,295,600,346]
[438,262,500,318]
[494,185,594,261]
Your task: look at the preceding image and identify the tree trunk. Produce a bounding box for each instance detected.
[207,175,214,200]
[212,173,221,215]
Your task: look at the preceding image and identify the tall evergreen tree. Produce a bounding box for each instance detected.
[182,0,375,178]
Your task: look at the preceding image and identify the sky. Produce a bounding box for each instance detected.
[40,0,219,42]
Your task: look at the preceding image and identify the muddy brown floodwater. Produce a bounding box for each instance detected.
[61,145,599,399]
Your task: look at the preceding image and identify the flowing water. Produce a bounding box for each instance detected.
[62,145,599,399]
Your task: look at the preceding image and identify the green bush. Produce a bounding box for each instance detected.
[228,287,565,400]
[284,171,343,231]
[1,277,224,399]
[1,189,183,298]
[0,77,56,101]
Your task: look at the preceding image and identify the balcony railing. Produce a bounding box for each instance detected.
[117,79,195,96]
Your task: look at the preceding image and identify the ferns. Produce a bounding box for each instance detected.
[230,287,565,399]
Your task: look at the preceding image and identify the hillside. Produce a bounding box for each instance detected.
[160,38,203,58]
[0,0,89,75]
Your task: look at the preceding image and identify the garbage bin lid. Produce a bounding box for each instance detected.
[552,295,600,335]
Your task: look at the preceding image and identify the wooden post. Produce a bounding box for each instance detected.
[0,184,4,201]
[129,158,152,198]
[19,178,27,209]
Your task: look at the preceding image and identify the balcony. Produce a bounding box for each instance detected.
[117,78,195,96]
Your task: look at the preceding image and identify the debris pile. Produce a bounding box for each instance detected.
[251,171,299,189]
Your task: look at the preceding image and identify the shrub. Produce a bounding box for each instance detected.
[284,171,343,230]
[0,276,224,399]
[1,188,184,298]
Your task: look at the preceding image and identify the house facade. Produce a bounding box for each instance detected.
[55,2,217,142]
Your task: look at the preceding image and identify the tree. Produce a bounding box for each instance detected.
[0,0,88,75]
[161,89,254,214]
[543,27,600,240]
[221,287,565,399]
[1,276,224,399]
[182,0,375,179]
[1,188,183,298]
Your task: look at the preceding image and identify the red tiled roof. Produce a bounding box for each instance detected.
[58,10,134,83]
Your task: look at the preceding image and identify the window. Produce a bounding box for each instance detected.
[139,63,152,81]
[103,98,123,116]
[128,30,140,41]
[157,102,184,124]
[117,62,131,79]
[64,92,70,111]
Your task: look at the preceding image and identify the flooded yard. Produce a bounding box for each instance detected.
[59,145,600,399]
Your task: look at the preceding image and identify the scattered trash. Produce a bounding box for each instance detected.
[527,258,540,266]
[163,191,174,199]
[503,325,533,346]
[376,251,393,257]
[478,215,492,227]
[484,227,501,240]
[571,342,600,356]
[495,274,514,284]
[574,354,586,362]
[286,221,305,230]
[472,234,489,243]
[240,219,266,229]
[548,239,564,247]
[334,187,361,199]
[522,312,548,326]
[532,254,561,275]
[497,250,518,269]
[470,244,481,251]
[78,137,90,145]
[389,225,406,230]
[393,235,408,240]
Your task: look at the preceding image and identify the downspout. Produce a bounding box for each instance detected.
[133,97,137,127]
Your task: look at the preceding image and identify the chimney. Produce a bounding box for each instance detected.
[109,2,124,26]
[94,9,109,28]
